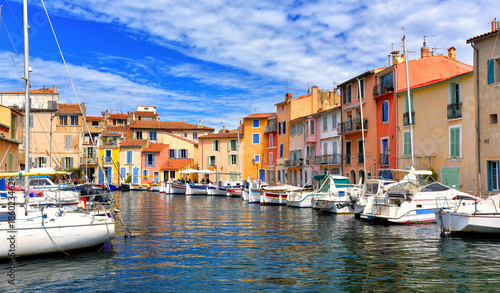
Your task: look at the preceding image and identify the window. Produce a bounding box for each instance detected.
[136,131,143,139]
[60,116,67,126]
[358,79,365,99]
[382,100,389,123]
[297,122,303,134]
[269,152,273,166]
[322,116,327,131]
[279,144,284,158]
[105,150,112,163]
[332,113,337,129]
[487,58,500,84]
[92,121,99,126]
[281,105,284,113]
[441,167,460,188]
[229,154,238,165]
[252,133,260,144]
[449,82,460,104]
[343,84,352,104]
[169,149,176,158]
[309,120,315,135]
[29,115,33,128]
[213,140,220,151]
[229,171,238,181]
[491,114,498,124]
[357,140,364,164]
[193,133,198,140]
[126,150,133,164]
[278,121,286,135]
[277,170,281,183]
[145,153,155,167]
[208,155,216,167]
[169,171,176,180]
[142,169,149,180]
[153,171,159,183]
[184,133,187,138]
[269,134,273,148]
[179,149,188,159]
[149,131,157,142]
[254,154,260,163]
[488,161,500,191]
[229,139,238,151]
[345,142,352,165]
[70,115,78,126]
[65,136,71,150]
[253,119,260,128]
[403,131,412,157]
[449,126,461,158]
[36,157,46,168]
[403,93,415,125]
[10,114,17,139]
[64,157,73,169]
[291,124,296,136]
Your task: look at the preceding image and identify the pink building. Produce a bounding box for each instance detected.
[141,143,169,184]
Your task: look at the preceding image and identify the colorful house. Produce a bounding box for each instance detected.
[161,132,198,181]
[198,131,242,182]
[316,102,342,176]
[0,105,23,172]
[99,125,127,184]
[265,115,277,183]
[242,113,275,182]
[119,139,149,185]
[141,143,169,184]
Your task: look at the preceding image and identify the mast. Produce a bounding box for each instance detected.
[356,78,367,180]
[403,34,415,167]
[23,0,30,207]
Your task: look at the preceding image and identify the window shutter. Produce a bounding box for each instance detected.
[235,155,238,165]
[383,101,389,122]
[65,136,71,150]
[70,157,74,169]
[404,133,411,156]
[450,83,456,104]
[283,121,286,134]
[487,161,493,191]
[488,59,495,85]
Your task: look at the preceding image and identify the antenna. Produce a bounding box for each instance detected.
[431,46,446,56]
[423,35,435,47]
[307,82,313,94]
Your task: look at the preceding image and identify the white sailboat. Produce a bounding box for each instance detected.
[0,0,115,258]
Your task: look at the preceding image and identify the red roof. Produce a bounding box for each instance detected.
[102,125,128,136]
[0,87,58,94]
[134,111,159,117]
[396,71,473,93]
[244,113,276,119]
[120,139,148,147]
[143,143,169,153]
[130,120,214,130]
[86,116,103,121]
[109,113,128,119]
[164,132,199,145]
[58,104,81,114]
[466,29,500,43]
[199,132,239,139]
[161,159,193,170]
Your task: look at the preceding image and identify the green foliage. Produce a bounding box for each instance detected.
[428,168,439,182]
[126,175,132,183]
[65,168,82,178]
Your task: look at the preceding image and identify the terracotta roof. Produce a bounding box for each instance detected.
[0,87,58,94]
[199,132,239,139]
[466,29,500,43]
[161,159,193,170]
[130,120,214,130]
[164,132,199,145]
[134,111,158,117]
[109,113,128,119]
[396,71,473,94]
[86,116,103,121]
[244,113,276,119]
[120,139,148,147]
[58,104,81,114]
[102,125,128,136]
[143,143,169,153]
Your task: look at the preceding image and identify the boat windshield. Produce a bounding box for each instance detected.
[333,178,354,188]
[317,178,330,193]
[420,182,450,192]
[364,181,380,195]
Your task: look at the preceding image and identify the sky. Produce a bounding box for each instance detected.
[0,0,497,131]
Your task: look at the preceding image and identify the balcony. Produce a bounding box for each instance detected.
[316,154,342,165]
[373,79,394,97]
[357,153,364,164]
[379,153,390,166]
[403,112,415,126]
[104,156,112,164]
[81,156,98,165]
[265,123,277,133]
[339,118,368,134]
[447,103,462,119]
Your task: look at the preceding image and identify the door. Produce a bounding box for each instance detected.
[133,167,139,184]
[259,169,265,182]
[106,167,112,184]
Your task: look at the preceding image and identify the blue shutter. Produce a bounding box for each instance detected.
[152,154,155,167]
[383,101,389,122]
[99,168,104,184]
[120,167,126,180]
[133,167,139,184]
[487,161,493,191]
[106,167,112,183]
[488,59,495,85]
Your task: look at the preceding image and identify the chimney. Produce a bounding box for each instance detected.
[285,93,292,102]
[391,51,403,64]
[53,85,58,93]
[448,47,456,59]
[421,45,430,58]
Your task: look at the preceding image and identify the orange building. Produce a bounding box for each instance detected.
[242,113,275,181]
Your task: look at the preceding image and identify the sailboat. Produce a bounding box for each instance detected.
[0,0,115,258]
[366,35,478,224]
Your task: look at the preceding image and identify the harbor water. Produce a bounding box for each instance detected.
[3,191,500,292]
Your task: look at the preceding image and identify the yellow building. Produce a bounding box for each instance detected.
[99,125,127,184]
[242,113,275,181]
[198,131,242,182]
[396,71,476,192]
[0,105,23,172]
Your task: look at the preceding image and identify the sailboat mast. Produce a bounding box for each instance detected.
[23,0,30,200]
[403,35,415,167]
[356,78,367,179]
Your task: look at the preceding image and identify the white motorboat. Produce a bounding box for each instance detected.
[170,182,187,194]
[435,194,500,235]
[212,180,242,196]
[311,175,361,213]
[362,168,477,224]
[262,184,302,205]
[346,178,396,215]
[186,183,209,195]
[242,179,266,203]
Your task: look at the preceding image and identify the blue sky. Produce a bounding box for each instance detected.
[0,0,496,130]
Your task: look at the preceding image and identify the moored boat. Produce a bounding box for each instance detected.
[311,175,361,213]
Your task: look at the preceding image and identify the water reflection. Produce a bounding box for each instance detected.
[2,191,500,291]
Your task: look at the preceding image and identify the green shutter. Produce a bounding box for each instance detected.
[235,155,238,165]
[487,161,493,191]
[450,83,456,104]
[228,154,231,165]
[403,132,411,156]
[488,59,495,85]
[450,127,460,158]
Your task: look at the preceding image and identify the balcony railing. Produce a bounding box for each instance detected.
[403,111,415,126]
[373,79,394,97]
[104,157,112,164]
[345,154,351,165]
[265,123,277,133]
[379,153,390,166]
[339,118,368,134]
[81,156,98,165]
[447,103,462,119]
[357,153,364,164]
[316,154,342,165]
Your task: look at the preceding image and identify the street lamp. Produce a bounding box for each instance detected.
[251,158,257,179]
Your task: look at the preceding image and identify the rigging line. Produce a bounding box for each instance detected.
[40,0,110,187]
[0,16,23,85]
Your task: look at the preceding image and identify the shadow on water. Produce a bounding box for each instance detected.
[3,191,500,291]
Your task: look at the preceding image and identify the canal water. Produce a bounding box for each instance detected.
[3,191,500,292]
